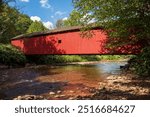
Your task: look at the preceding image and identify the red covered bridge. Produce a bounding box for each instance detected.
[11,26,141,55]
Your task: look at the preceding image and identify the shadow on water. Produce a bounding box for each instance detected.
[0,67,64,99]
[2,82,68,99]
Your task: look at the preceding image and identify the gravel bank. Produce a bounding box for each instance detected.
[77,73,150,100]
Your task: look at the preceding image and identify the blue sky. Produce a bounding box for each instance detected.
[11,0,74,29]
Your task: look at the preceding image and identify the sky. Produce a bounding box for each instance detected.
[10,0,74,29]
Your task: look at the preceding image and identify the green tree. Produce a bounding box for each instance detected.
[73,0,150,47]
[0,0,3,8]
[55,19,65,28]
[15,14,32,35]
[0,4,32,43]
[0,4,18,43]
[64,10,83,27]
[73,0,150,76]
[27,21,48,33]
[0,0,15,12]
[55,10,85,28]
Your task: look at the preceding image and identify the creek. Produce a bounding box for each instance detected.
[0,61,127,99]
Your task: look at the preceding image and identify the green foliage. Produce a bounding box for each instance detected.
[80,55,101,61]
[0,4,32,43]
[130,47,150,76]
[26,55,84,64]
[0,4,18,43]
[15,14,33,35]
[0,44,26,66]
[55,10,83,28]
[99,55,130,60]
[73,0,150,76]
[73,0,150,47]
[26,55,128,65]
[55,19,65,28]
[0,0,14,8]
[64,10,83,27]
[27,21,48,33]
[53,55,83,63]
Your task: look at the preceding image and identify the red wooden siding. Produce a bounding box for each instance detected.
[11,27,141,55]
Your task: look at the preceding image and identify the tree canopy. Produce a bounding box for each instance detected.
[27,21,48,33]
[55,19,65,28]
[0,2,47,43]
[73,0,150,47]
[64,10,83,27]
[0,4,32,43]
[73,0,150,76]
[55,10,87,28]
[0,4,19,43]
[15,14,32,35]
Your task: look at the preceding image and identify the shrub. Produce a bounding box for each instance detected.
[0,44,26,66]
[80,55,101,61]
[130,47,150,76]
[98,55,130,60]
[56,55,83,63]
[26,55,84,64]
[26,55,130,65]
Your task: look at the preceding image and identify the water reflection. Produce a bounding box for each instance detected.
[35,62,127,81]
[97,62,127,74]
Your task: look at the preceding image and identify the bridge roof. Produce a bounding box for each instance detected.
[11,26,103,40]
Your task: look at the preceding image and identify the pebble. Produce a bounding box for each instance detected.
[54,95,60,98]
[59,95,65,97]
[13,95,45,100]
[69,91,75,93]
[16,96,22,100]
[84,87,89,90]
[118,76,122,79]
[57,91,61,94]
[49,92,55,95]
[68,97,74,100]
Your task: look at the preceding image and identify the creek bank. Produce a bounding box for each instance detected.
[77,73,150,100]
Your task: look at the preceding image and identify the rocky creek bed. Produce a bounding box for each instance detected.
[78,73,150,100]
[13,72,150,100]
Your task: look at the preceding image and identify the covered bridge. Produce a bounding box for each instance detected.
[11,26,141,55]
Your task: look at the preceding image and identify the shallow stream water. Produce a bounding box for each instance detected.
[0,62,127,99]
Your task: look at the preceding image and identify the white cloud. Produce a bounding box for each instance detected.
[20,0,29,2]
[30,16,41,22]
[51,16,54,18]
[62,17,68,21]
[43,21,54,29]
[40,0,51,8]
[55,11,66,16]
